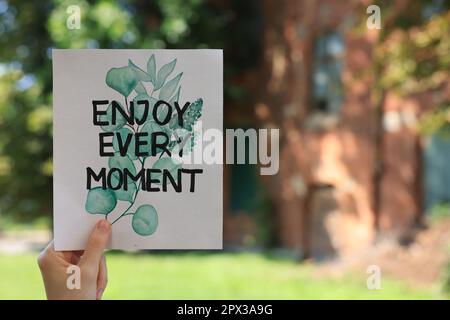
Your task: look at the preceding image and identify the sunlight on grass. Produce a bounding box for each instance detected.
[0,252,442,299]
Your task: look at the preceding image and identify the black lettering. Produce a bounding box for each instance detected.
[181,168,203,192]
[135,100,149,125]
[135,132,149,157]
[173,101,190,126]
[112,100,134,125]
[146,169,161,191]
[153,100,172,125]
[151,132,171,157]
[162,168,182,192]
[108,168,123,190]
[86,167,106,189]
[99,132,114,156]
[92,100,109,126]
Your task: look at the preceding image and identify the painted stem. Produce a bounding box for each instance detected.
[110,87,154,225]
[110,157,145,225]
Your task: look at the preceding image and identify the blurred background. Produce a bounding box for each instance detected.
[0,0,449,299]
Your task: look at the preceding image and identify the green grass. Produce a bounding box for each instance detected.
[0,252,444,299]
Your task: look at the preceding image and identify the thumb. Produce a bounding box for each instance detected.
[81,219,111,269]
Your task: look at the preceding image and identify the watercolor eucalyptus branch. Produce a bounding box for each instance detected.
[84,55,203,236]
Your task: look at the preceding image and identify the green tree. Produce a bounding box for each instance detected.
[0,0,262,221]
[374,1,450,136]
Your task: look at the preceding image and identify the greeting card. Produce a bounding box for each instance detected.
[53,49,223,250]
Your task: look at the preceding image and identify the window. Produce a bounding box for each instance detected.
[312,31,345,114]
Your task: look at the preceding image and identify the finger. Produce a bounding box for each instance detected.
[70,250,84,265]
[37,240,55,270]
[80,220,111,270]
[96,255,108,300]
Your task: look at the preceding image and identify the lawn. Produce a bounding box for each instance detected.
[0,252,444,299]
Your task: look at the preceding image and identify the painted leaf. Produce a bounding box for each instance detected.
[168,86,181,106]
[152,157,181,183]
[100,101,127,132]
[147,54,156,84]
[85,187,117,215]
[169,98,203,132]
[113,127,137,160]
[140,121,168,156]
[154,58,176,91]
[108,152,136,186]
[133,93,157,122]
[106,66,137,97]
[128,59,151,82]
[135,81,147,94]
[159,73,182,102]
[114,181,137,203]
[132,204,158,236]
[183,98,203,131]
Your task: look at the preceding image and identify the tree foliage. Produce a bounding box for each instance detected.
[0,0,261,220]
[373,1,450,135]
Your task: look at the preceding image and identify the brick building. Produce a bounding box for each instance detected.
[223,0,450,259]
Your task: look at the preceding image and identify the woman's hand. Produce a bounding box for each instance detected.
[38,220,111,300]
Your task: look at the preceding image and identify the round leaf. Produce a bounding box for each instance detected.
[132,204,158,236]
[106,66,137,97]
[140,121,168,156]
[85,187,117,215]
[114,182,137,203]
[108,153,136,186]
[151,157,181,183]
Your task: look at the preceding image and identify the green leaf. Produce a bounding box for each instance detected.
[147,54,156,84]
[100,101,127,132]
[140,121,168,156]
[135,81,147,94]
[106,66,137,97]
[154,58,176,91]
[108,152,136,186]
[132,204,158,236]
[133,93,157,122]
[152,157,181,183]
[128,59,151,82]
[113,127,137,160]
[85,187,117,215]
[114,182,137,203]
[159,73,182,102]
[169,86,181,105]
[183,98,203,131]
[169,98,203,132]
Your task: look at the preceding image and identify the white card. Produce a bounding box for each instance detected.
[53,49,223,250]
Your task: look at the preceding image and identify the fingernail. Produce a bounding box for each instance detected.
[97,220,111,234]
[97,288,104,300]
